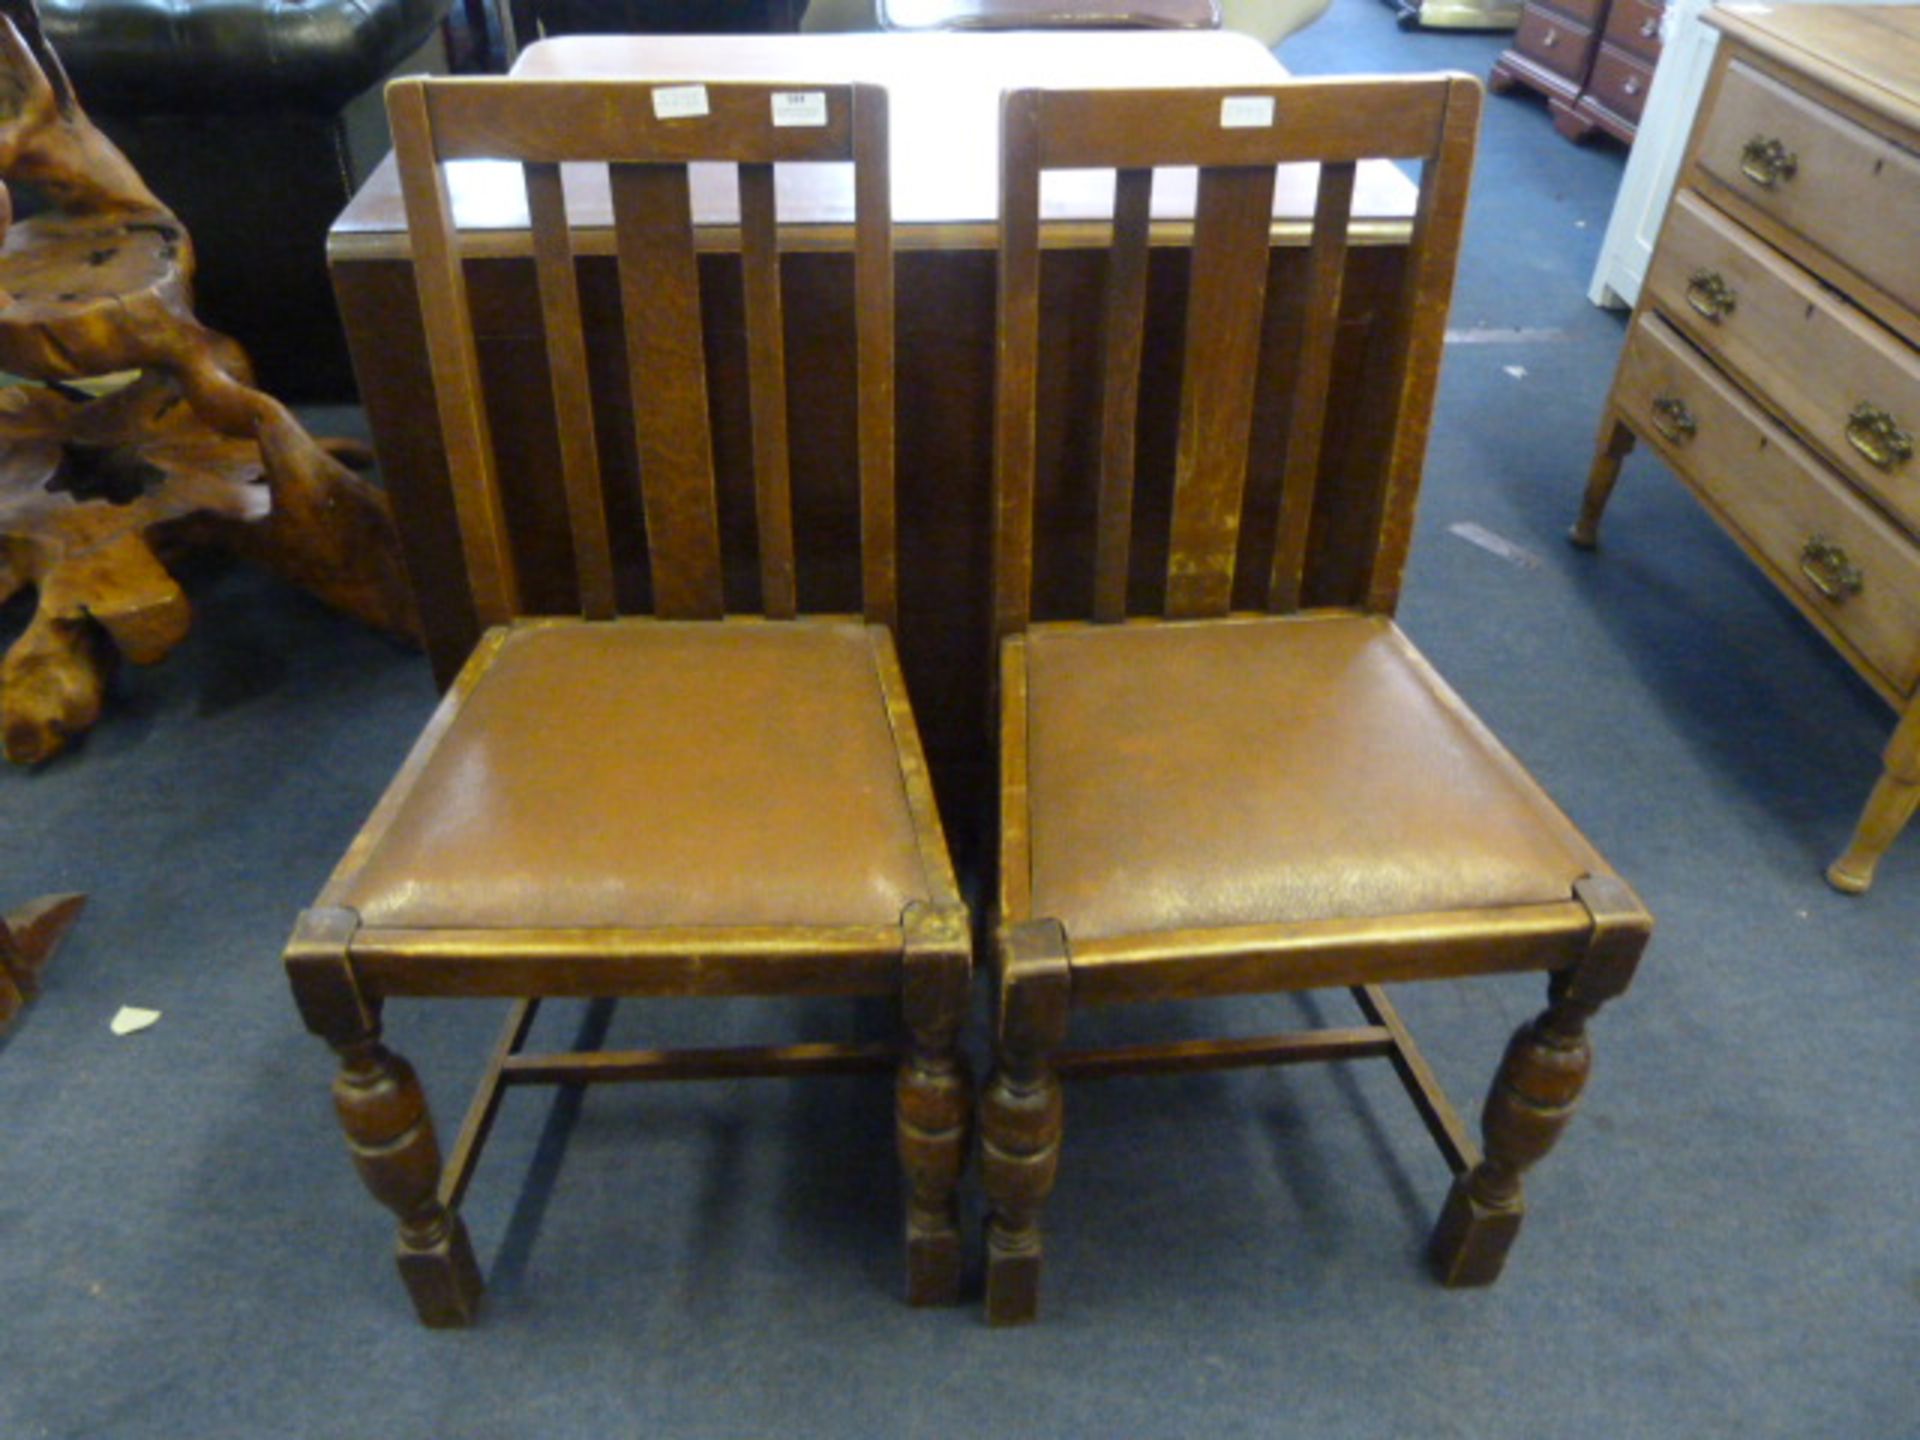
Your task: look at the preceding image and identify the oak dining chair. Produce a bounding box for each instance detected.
[981,75,1654,1323]
[283,75,971,1325]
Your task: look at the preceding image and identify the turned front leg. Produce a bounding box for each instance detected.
[1428,989,1592,1285]
[980,920,1070,1326]
[1828,700,1920,894]
[328,1035,483,1325]
[896,903,973,1306]
[1569,415,1637,550]
[1431,877,1650,1286]
[286,910,482,1326]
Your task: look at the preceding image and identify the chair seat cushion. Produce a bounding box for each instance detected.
[1022,614,1600,941]
[339,620,934,931]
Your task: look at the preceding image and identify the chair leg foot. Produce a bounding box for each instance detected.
[1428,1175,1525,1287]
[905,1220,964,1308]
[396,1213,486,1327]
[983,1220,1044,1326]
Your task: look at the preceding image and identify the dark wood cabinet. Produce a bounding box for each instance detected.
[1491,0,1662,144]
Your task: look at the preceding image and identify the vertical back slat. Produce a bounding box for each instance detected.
[1364,78,1482,613]
[1163,164,1278,620]
[993,89,1044,643]
[1266,159,1356,614]
[609,161,724,620]
[389,79,523,627]
[525,160,617,619]
[1091,167,1154,624]
[738,161,797,619]
[851,86,897,628]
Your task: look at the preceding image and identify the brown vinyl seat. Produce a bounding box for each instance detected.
[338,622,932,933]
[284,76,971,1327]
[1023,614,1596,940]
[980,78,1654,1323]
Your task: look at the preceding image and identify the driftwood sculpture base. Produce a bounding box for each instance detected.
[0,2,419,764]
[0,891,84,1029]
[0,378,414,763]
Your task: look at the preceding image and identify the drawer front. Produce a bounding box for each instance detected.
[1586,45,1655,127]
[1601,0,1663,62]
[1696,60,1920,320]
[1646,190,1920,535]
[1545,0,1605,28]
[1616,314,1920,693]
[1514,5,1597,83]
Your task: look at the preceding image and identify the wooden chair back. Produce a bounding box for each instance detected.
[992,76,1481,640]
[388,77,895,629]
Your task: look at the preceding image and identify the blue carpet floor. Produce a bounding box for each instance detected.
[3,4,1917,1436]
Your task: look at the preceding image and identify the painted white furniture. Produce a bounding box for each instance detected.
[1588,0,1901,309]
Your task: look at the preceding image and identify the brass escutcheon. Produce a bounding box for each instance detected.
[1800,535,1864,602]
[1685,268,1737,321]
[1845,402,1913,471]
[1651,394,1696,445]
[1739,135,1798,187]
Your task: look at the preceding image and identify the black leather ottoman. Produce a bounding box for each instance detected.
[40,0,448,401]
[524,0,803,34]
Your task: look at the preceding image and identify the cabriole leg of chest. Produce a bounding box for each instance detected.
[1570,413,1638,550]
[1827,700,1920,895]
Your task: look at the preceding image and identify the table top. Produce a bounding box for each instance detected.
[329,32,1418,258]
[876,0,1222,32]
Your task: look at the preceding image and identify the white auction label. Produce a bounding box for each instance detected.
[771,91,829,128]
[652,84,711,120]
[1220,95,1276,129]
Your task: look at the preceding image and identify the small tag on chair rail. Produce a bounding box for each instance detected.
[653,84,711,120]
[1221,95,1276,129]
[772,91,829,127]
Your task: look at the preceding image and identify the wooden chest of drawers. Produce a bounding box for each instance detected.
[1490,0,1662,143]
[1575,4,1920,892]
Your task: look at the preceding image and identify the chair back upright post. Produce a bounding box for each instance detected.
[386,76,896,631]
[990,76,1481,643]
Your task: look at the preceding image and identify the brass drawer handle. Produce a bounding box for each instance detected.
[1845,403,1914,471]
[1651,394,1696,445]
[1624,74,1642,97]
[1740,135,1798,188]
[1685,268,1736,321]
[1800,535,1863,603]
[1638,15,1657,37]
[1542,25,1558,45]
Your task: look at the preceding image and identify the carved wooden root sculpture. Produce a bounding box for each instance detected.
[0,891,84,1028]
[0,378,400,762]
[0,1,418,762]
